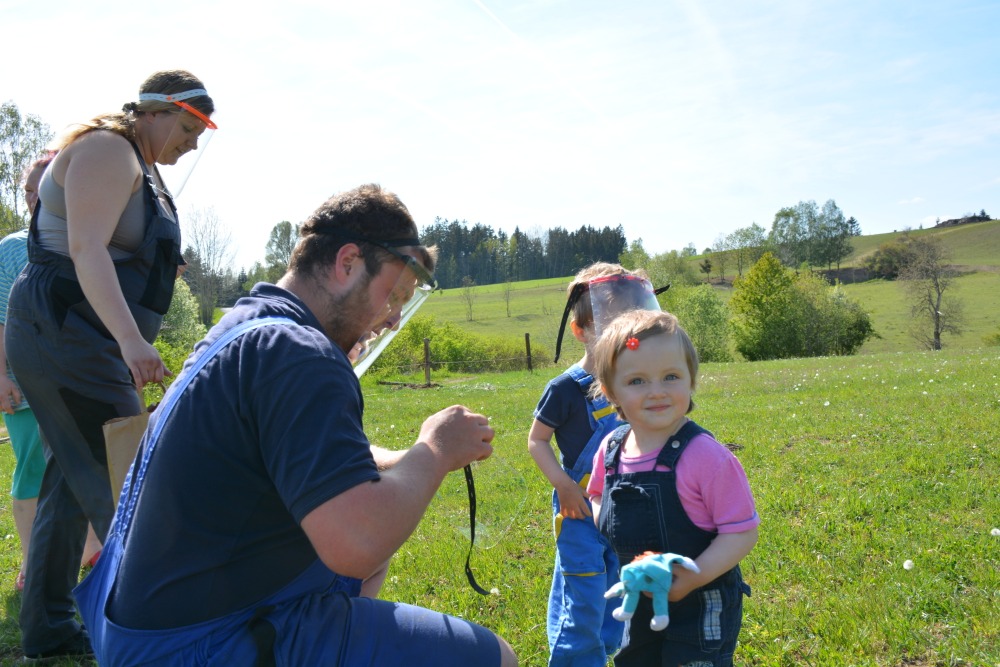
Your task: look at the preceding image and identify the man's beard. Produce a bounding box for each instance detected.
[318,280,373,353]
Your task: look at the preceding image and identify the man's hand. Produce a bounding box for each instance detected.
[303,405,495,579]
[417,405,495,473]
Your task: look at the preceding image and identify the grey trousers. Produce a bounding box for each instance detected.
[6,267,142,655]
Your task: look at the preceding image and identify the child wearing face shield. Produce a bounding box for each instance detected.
[528,262,664,667]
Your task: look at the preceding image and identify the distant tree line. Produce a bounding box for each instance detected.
[699,200,862,282]
[420,218,627,289]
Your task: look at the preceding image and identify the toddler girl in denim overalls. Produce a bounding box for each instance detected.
[586,310,760,667]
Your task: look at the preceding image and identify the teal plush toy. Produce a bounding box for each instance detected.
[604,551,700,631]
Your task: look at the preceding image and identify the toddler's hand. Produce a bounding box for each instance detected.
[556,482,592,520]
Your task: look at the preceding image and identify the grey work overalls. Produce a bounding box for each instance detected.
[7,142,182,655]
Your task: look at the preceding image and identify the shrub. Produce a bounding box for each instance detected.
[863,238,914,279]
[145,281,208,403]
[791,274,879,356]
[365,315,550,378]
[730,253,877,360]
[729,253,798,361]
[668,284,733,362]
[158,280,207,352]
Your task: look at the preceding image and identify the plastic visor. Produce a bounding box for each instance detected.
[589,274,662,338]
[151,104,216,198]
[352,250,437,377]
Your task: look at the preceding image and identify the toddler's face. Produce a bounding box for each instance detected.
[608,334,692,436]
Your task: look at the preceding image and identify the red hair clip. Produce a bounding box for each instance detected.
[625,337,640,351]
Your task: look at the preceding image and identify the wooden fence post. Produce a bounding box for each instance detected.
[423,338,432,387]
[524,333,533,373]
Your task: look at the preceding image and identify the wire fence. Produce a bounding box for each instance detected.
[370,334,555,381]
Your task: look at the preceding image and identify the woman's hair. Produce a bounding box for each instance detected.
[50,69,214,150]
[590,309,699,420]
[567,262,649,330]
[290,183,437,281]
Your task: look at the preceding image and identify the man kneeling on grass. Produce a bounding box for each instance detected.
[75,183,518,667]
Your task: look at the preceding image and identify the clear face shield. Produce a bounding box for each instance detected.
[352,243,438,378]
[553,274,669,362]
[588,274,663,338]
[139,90,217,198]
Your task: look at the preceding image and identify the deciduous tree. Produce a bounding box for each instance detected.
[0,101,53,236]
[900,237,964,350]
[460,276,477,321]
[183,206,234,325]
[264,220,299,283]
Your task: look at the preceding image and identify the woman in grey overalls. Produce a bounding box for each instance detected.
[5,70,215,661]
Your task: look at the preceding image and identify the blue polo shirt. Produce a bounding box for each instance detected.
[533,369,600,469]
[108,283,380,629]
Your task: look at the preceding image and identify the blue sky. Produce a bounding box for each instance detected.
[6,0,999,269]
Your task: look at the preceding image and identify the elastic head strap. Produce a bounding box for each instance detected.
[137,90,218,129]
[553,283,588,363]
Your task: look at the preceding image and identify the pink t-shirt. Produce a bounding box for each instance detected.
[587,430,760,534]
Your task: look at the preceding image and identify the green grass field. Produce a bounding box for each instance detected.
[5,349,995,665]
[369,348,1000,665]
[0,221,997,665]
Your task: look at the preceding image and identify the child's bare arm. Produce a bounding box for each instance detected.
[668,527,758,602]
[590,495,602,527]
[528,419,592,519]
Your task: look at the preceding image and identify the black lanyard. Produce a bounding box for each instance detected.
[463,464,490,595]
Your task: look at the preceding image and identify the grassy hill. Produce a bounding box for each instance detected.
[840,218,1000,271]
[420,220,999,364]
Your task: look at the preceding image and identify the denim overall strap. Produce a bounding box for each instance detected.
[651,420,712,470]
[115,316,297,538]
[564,364,619,482]
[601,424,635,472]
[598,421,714,563]
[74,317,298,665]
[597,421,746,663]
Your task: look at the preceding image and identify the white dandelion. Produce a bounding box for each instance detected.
[903,560,915,570]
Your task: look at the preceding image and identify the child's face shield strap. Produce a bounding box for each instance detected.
[553,283,587,364]
[589,274,663,338]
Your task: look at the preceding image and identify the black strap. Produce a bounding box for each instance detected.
[312,227,421,248]
[463,464,491,595]
[553,283,587,363]
[553,281,669,363]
